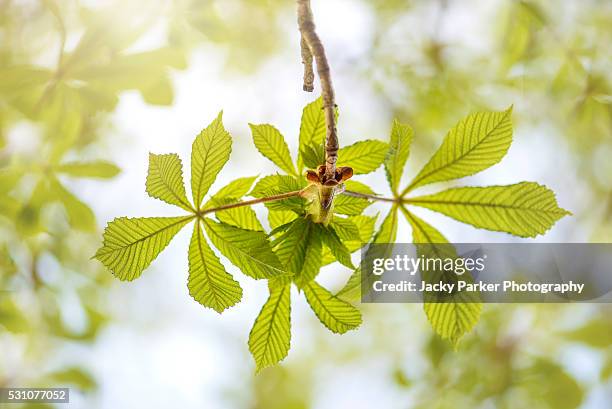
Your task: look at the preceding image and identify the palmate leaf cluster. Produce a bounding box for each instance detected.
[95,98,569,371]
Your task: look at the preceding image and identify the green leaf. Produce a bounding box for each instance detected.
[203,218,285,279]
[401,207,482,346]
[211,198,264,231]
[563,317,612,349]
[324,215,377,266]
[374,208,400,244]
[188,222,242,313]
[272,218,310,273]
[141,74,174,105]
[330,218,360,241]
[249,124,296,175]
[298,97,326,170]
[337,209,398,301]
[294,228,323,289]
[49,178,96,232]
[408,182,570,238]
[0,297,29,333]
[298,97,337,170]
[203,176,262,231]
[333,194,371,215]
[303,281,362,334]
[343,180,376,195]
[191,112,232,208]
[300,142,325,169]
[403,108,513,194]
[210,176,258,200]
[384,120,413,195]
[56,160,120,179]
[268,210,297,230]
[44,367,97,392]
[248,283,291,371]
[250,175,304,213]
[423,298,482,347]
[348,215,378,243]
[319,225,354,269]
[146,153,193,211]
[250,175,302,197]
[95,216,193,281]
[401,207,447,244]
[337,140,389,174]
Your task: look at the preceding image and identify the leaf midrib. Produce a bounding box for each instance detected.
[258,285,289,364]
[194,119,226,207]
[151,156,193,211]
[194,222,233,310]
[407,197,567,215]
[96,216,193,257]
[255,128,296,175]
[306,283,358,328]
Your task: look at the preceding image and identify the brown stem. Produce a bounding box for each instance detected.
[297,0,338,181]
[200,191,304,216]
[343,190,398,203]
[300,35,314,92]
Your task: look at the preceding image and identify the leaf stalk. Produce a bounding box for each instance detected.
[197,190,305,217]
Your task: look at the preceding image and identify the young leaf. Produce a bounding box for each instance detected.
[272,218,310,274]
[337,208,398,301]
[298,97,338,170]
[407,182,570,237]
[343,180,376,195]
[56,160,120,179]
[294,229,322,289]
[319,225,354,269]
[191,112,232,208]
[250,175,303,197]
[249,124,297,176]
[298,97,326,171]
[384,120,413,195]
[204,176,262,230]
[203,219,286,279]
[251,175,304,213]
[348,215,378,242]
[210,197,264,231]
[146,153,193,211]
[403,108,513,194]
[322,215,376,266]
[210,176,258,199]
[268,210,297,230]
[422,298,482,347]
[188,222,242,313]
[304,281,362,334]
[300,142,325,169]
[401,207,447,244]
[330,218,360,241]
[334,195,371,215]
[401,207,482,346]
[248,283,291,371]
[94,216,193,281]
[337,140,389,174]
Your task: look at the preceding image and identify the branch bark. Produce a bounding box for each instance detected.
[300,35,314,92]
[297,0,338,182]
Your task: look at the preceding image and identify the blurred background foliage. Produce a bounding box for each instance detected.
[0,0,610,408]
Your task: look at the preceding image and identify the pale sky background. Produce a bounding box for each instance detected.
[31,0,607,407]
